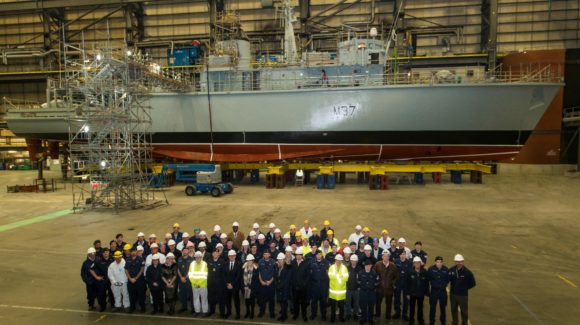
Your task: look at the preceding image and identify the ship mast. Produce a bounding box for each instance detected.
[282,0,298,64]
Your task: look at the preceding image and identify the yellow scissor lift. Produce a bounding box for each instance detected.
[219,162,492,190]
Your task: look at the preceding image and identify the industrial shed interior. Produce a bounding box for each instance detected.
[0,0,579,324]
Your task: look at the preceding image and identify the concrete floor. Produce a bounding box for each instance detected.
[0,170,579,325]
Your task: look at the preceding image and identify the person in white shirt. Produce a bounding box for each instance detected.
[348,225,363,245]
[108,251,130,311]
[145,243,166,272]
[378,229,391,251]
[176,232,191,251]
[397,237,412,259]
[299,219,312,239]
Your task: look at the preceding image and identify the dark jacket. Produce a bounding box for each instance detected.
[309,258,330,289]
[406,268,429,297]
[346,263,361,290]
[394,258,412,290]
[427,265,449,292]
[81,258,96,285]
[276,263,293,301]
[357,269,380,292]
[374,261,399,295]
[146,263,164,290]
[448,266,476,296]
[223,260,243,290]
[290,259,310,291]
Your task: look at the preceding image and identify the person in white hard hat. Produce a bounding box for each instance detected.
[284,246,294,263]
[145,243,166,273]
[448,254,476,325]
[228,221,245,249]
[275,252,292,321]
[189,251,209,316]
[165,239,181,260]
[242,254,259,319]
[211,225,222,250]
[134,232,149,255]
[162,253,178,314]
[248,230,258,246]
[273,228,283,247]
[397,237,412,260]
[81,247,99,311]
[266,223,276,242]
[360,244,377,266]
[161,233,172,254]
[198,241,209,261]
[406,256,429,325]
[348,225,364,246]
[239,240,251,263]
[224,250,242,319]
[345,253,359,320]
[282,233,291,251]
[146,254,164,314]
[176,232,191,252]
[374,250,399,320]
[328,254,349,322]
[257,233,267,257]
[290,247,309,322]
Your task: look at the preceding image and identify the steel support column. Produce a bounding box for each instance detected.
[481,0,498,71]
[124,3,145,46]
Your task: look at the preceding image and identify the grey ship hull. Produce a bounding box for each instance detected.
[6,82,561,162]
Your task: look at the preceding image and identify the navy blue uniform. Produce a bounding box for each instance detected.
[309,258,330,319]
[394,258,412,319]
[258,258,276,317]
[177,255,193,312]
[406,268,429,324]
[145,263,164,313]
[357,269,379,323]
[411,249,428,265]
[80,258,98,308]
[276,263,293,320]
[345,263,360,318]
[428,265,450,324]
[171,231,183,244]
[208,257,226,316]
[125,256,146,312]
[90,257,110,311]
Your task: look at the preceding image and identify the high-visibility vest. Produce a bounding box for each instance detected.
[188,261,208,288]
[328,263,349,300]
[302,245,311,256]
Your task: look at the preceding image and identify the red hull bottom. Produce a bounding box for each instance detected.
[153,144,522,162]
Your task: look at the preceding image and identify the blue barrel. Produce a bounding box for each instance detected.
[250,169,260,183]
[316,175,326,189]
[414,172,424,185]
[451,170,462,184]
[326,174,336,189]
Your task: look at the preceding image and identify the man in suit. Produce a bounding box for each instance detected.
[224,250,242,319]
[227,222,245,250]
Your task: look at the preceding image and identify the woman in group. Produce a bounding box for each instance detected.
[242,254,259,319]
[146,254,164,314]
[162,253,178,315]
[239,240,251,264]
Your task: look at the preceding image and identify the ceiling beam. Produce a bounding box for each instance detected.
[0,0,174,13]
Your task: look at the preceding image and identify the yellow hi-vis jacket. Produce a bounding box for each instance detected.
[328,263,349,300]
[188,260,208,288]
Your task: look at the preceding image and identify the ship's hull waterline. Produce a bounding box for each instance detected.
[6,82,562,162]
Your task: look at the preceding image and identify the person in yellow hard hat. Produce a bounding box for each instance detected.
[339,238,349,254]
[300,220,312,239]
[294,232,304,248]
[379,229,391,251]
[320,220,334,241]
[289,225,298,244]
[123,243,132,260]
[326,229,339,247]
[309,227,321,247]
[360,227,372,245]
[328,254,349,322]
[171,223,183,243]
[108,250,130,311]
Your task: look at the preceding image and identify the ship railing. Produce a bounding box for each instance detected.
[2,97,44,111]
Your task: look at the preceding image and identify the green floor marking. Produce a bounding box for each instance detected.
[0,209,73,233]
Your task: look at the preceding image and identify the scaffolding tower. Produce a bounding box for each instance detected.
[58,40,189,211]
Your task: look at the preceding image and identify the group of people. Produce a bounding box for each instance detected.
[81,220,476,325]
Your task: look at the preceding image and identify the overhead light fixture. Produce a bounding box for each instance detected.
[126,50,132,56]
[96,54,102,61]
